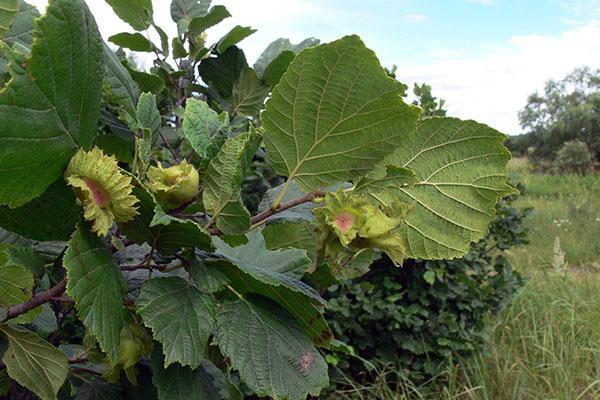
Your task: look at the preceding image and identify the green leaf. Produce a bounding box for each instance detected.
[136,92,161,138]
[230,68,270,117]
[105,0,153,31]
[254,37,319,76]
[153,23,169,55]
[0,0,104,208]
[182,98,227,160]
[0,249,33,308]
[63,224,127,361]
[0,0,18,39]
[203,131,261,235]
[216,230,311,279]
[170,0,210,23]
[1,244,45,277]
[263,50,295,88]
[262,220,316,258]
[109,32,154,52]
[136,277,215,369]
[216,25,256,54]
[120,178,214,255]
[103,44,140,122]
[216,295,329,400]
[0,180,79,241]
[188,5,230,35]
[378,117,516,259]
[0,324,68,400]
[198,46,247,98]
[123,60,165,94]
[75,380,125,399]
[190,260,229,293]
[212,233,332,346]
[1,0,38,47]
[262,35,419,195]
[171,37,187,58]
[423,270,435,285]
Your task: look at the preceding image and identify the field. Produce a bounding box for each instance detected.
[335,158,600,399]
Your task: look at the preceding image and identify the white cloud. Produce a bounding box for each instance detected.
[399,21,600,134]
[403,14,430,23]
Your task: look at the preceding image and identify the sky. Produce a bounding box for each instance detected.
[28,0,600,135]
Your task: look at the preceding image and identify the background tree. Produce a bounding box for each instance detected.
[514,67,600,162]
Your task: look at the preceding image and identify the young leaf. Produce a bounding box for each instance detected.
[262,35,419,196]
[63,224,128,361]
[216,295,329,400]
[216,25,256,54]
[230,68,270,117]
[170,0,210,23]
[120,178,214,255]
[105,0,153,31]
[0,180,79,241]
[182,98,226,160]
[0,0,104,208]
[0,0,18,39]
[151,349,229,400]
[203,131,261,235]
[379,117,517,259]
[0,325,68,400]
[136,277,215,369]
[188,5,231,36]
[211,234,333,347]
[136,92,161,138]
[109,32,155,52]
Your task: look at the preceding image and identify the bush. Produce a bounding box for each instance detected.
[554,140,594,175]
[325,187,530,385]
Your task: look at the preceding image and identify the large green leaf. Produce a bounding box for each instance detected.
[212,233,332,347]
[151,349,228,400]
[105,0,153,31]
[262,50,295,88]
[203,131,261,235]
[63,225,127,361]
[120,178,213,255]
[182,98,227,160]
[216,295,328,400]
[0,0,104,208]
[262,220,316,258]
[0,180,79,241]
[230,68,270,117]
[0,247,33,308]
[0,325,68,400]
[376,117,516,259]
[136,277,215,369]
[0,0,18,39]
[1,0,37,46]
[262,35,419,196]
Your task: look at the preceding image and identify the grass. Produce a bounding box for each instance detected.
[331,158,600,399]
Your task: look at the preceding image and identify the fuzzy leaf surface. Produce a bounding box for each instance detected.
[0,0,104,207]
[63,225,127,361]
[137,277,215,369]
[216,295,328,400]
[262,35,419,193]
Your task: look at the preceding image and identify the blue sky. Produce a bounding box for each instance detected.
[30,0,600,134]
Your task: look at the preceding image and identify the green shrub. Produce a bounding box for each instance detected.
[554,140,594,175]
[325,188,530,385]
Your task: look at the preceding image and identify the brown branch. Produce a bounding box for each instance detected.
[4,278,68,321]
[208,191,326,235]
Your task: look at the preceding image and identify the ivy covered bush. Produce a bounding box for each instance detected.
[0,0,516,399]
[325,188,530,385]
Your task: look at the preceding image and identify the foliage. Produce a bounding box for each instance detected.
[0,0,514,399]
[514,67,600,162]
[325,189,529,384]
[553,139,594,175]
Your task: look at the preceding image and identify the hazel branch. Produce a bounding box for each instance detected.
[4,278,68,321]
